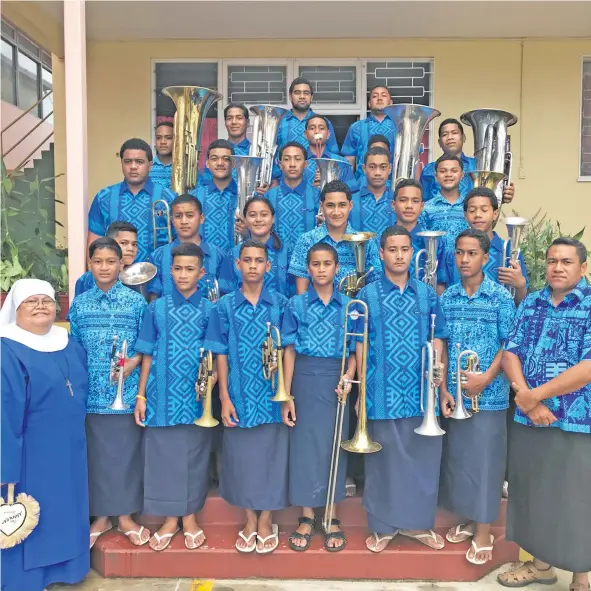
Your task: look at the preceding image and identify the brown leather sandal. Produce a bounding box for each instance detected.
[497,562,558,587]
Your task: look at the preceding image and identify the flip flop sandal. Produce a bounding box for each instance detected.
[399,529,445,550]
[288,516,315,552]
[89,523,113,549]
[466,534,495,565]
[256,523,279,554]
[497,561,558,587]
[235,529,257,553]
[366,531,398,553]
[184,529,206,550]
[117,525,150,547]
[446,523,476,544]
[149,528,179,552]
[324,519,346,553]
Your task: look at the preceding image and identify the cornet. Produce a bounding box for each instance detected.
[503,217,528,298]
[194,349,219,428]
[152,200,172,250]
[109,336,129,411]
[451,344,482,419]
[261,323,293,402]
[415,231,446,290]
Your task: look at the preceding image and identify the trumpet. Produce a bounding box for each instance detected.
[450,344,482,419]
[152,199,172,250]
[503,217,528,298]
[415,231,446,289]
[108,336,129,411]
[415,314,445,436]
[205,278,219,303]
[337,232,375,297]
[194,349,219,428]
[261,323,293,403]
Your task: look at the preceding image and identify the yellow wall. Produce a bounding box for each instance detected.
[81,37,591,234]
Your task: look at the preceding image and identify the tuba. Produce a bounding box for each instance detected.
[194,349,219,428]
[503,217,528,298]
[249,105,289,188]
[232,154,263,244]
[108,337,129,411]
[451,344,482,419]
[383,104,441,186]
[337,232,376,297]
[162,86,222,194]
[470,170,506,196]
[415,314,445,436]
[120,261,158,299]
[415,231,446,289]
[261,322,293,403]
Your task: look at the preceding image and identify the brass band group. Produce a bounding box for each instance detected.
[1,77,590,591]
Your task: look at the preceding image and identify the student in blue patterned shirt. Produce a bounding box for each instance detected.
[219,196,294,297]
[204,239,289,554]
[289,180,382,294]
[147,194,223,302]
[281,243,356,553]
[149,121,174,189]
[438,229,516,566]
[69,237,149,549]
[358,225,448,554]
[87,138,176,262]
[190,139,238,253]
[134,243,215,552]
[498,238,591,591]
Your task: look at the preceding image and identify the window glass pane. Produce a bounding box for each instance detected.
[1,19,16,40]
[1,39,15,104]
[16,32,39,59]
[17,50,39,111]
[328,114,359,148]
[41,51,52,68]
[41,67,53,122]
[582,59,591,177]
[227,65,287,105]
[298,65,357,104]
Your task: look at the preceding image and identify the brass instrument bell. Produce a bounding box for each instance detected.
[337,232,376,297]
[261,322,293,402]
[194,348,219,428]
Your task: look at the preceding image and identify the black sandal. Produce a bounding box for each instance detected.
[288,516,316,552]
[324,518,347,553]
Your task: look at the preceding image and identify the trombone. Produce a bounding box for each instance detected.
[261,322,293,402]
[151,199,172,250]
[324,300,381,533]
[108,336,129,411]
[194,348,219,428]
[450,344,482,420]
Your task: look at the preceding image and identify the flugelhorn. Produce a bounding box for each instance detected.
[503,217,528,298]
[415,231,446,289]
[337,232,376,297]
[120,261,158,299]
[261,322,293,402]
[152,200,172,250]
[415,314,445,436]
[109,337,129,411]
[232,154,263,244]
[451,344,482,419]
[194,348,219,428]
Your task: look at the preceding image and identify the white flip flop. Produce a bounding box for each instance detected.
[117,525,150,546]
[446,523,476,544]
[466,534,494,565]
[256,523,279,554]
[149,528,179,552]
[89,523,113,549]
[184,529,205,550]
[399,529,445,550]
[366,531,398,553]
[235,529,257,553]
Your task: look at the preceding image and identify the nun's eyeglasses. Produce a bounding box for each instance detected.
[21,298,56,309]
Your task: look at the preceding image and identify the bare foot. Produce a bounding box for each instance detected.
[400,529,445,550]
[446,522,476,543]
[467,533,494,564]
[118,515,151,546]
[182,514,205,549]
[365,531,397,553]
[148,517,178,551]
[325,522,346,550]
[289,516,314,549]
[257,512,277,552]
[236,516,257,551]
[89,516,112,548]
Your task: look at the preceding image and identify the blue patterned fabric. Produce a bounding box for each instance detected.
[356,275,447,420]
[219,237,294,297]
[135,289,214,427]
[276,110,339,153]
[190,180,238,253]
[149,155,172,190]
[303,148,359,193]
[440,277,516,411]
[505,279,591,434]
[204,288,288,429]
[281,285,354,358]
[69,282,146,414]
[341,114,395,180]
[199,138,251,187]
[74,271,143,297]
[146,238,223,299]
[351,186,395,236]
[420,153,476,201]
[289,222,382,287]
[266,181,320,252]
[421,192,470,251]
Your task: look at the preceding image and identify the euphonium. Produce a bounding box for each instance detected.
[151,199,172,250]
[383,104,441,186]
[450,344,482,420]
[109,338,129,411]
[415,314,445,436]
[502,217,528,298]
[415,231,446,289]
[194,348,219,428]
[162,86,222,194]
[119,261,158,299]
[261,322,293,402]
[232,154,263,244]
[337,232,376,297]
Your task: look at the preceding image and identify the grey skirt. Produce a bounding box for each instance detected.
[507,423,591,572]
[86,413,143,517]
[219,422,289,511]
[439,410,507,524]
[143,424,213,517]
[363,417,443,534]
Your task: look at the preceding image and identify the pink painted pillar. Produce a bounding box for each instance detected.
[64,0,88,300]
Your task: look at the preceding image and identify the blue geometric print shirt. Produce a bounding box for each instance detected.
[421,192,470,251]
[74,271,142,297]
[420,152,476,201]
[204,288,288,429]
[135,289,214,427]
[440,277,516,411]
[281,285,355,359]
[505,279,591,434]
[190,180,238,253]
[87,178,176,262]
[350,186,395,237]
[146,238,224,300]
[276,110,339,153]
[199,137,251,187]
[357,275,448,420]
[149,155,172,190]
[69,281,146,414]
[266,181,320,252]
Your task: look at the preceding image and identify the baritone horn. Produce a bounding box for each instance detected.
[337,232,376,297]
[451,344,482,420]
[194,348,219,428]
[415,231,446,289]
[152,200,172,250]
[109,337,129,411]
[503,216,528,298]
[162,86,222,194]
[262,322,293,402]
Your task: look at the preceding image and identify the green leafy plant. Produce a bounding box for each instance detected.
[0,235,33,291]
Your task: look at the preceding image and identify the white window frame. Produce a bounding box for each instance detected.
[579,55,591,181]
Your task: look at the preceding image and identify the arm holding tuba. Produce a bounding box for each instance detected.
[261,322,293,403]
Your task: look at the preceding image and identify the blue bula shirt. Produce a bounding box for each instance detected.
[69,281,146,414]
[440,277,516,411]
[351,186,395,237]
[276,110,339,153]
[74,271,143,297]
[421,192,470,251]
[357,275,448,420]
[281,285,355,359]
[190,180,238,253]
[146,238,223,300]
[199,137,251,187]
[135,289,214,427]
[87,178,176,262]
[149,155,173,190]
[505,279,591,434]
[289,222,382,287]
[420,153,476,201]
[204,288,288,429]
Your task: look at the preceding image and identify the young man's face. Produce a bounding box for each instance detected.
[155,125,174,158]
[381,235,412,275]
[438,123,465,156]
[171,255,204,294]
[113,230,138,266]
[455,236,488,280]
[546,245,587,293]
[321,192,353,231]
[89,247,123,287]
[435,159,463,191]
[368,87,392,112]
[363,154,392,190]
[236,246,271,284]
[245,201,273,240]
[207,148,232,181]
[279,146,306,182]
[307,250,338,287]
[465,196,497,234]
[290,83,312,112]
[172,202,203,241]
[225,107,248,141]
[121,149,152,186]
[305,117,329,148]
[393,186,424,224]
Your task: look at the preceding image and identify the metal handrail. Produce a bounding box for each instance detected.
[10,130,54,173]
[2,110,54,158]
[0,90,53,135]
